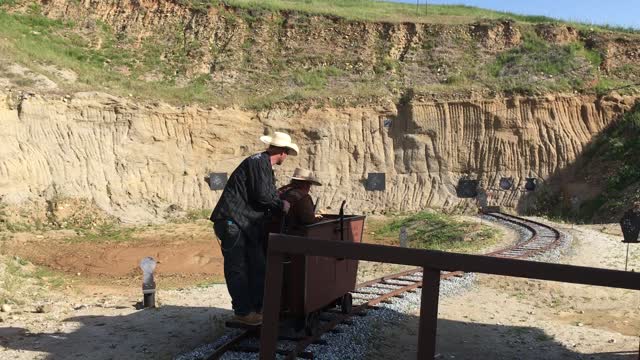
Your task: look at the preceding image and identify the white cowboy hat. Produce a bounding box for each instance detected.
[260,131,299,156]
[291,168,322,186]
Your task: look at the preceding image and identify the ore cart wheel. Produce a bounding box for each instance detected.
[340,293,353,314]
[304,311,320,337]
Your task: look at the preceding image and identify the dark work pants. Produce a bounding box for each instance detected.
[213,220,265,316]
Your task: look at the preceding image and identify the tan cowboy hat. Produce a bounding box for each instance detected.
[291,168,322,186]
[260,131,299,156]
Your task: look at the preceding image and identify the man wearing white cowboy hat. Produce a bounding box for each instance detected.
[271,167,323,236]
[210,131,298,326]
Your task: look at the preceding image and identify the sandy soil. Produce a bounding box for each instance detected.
[3,221,224,288]
[0,218,638,359]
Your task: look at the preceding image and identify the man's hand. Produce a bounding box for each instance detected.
[314,214,323,220]
[282,200,291,213]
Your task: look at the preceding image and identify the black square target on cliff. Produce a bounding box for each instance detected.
[525,178,537,191]
[366,173,386,191]
[456,179,478,198]
[499,177,514,190]
[208,173,228,190]
[620,209,640,244]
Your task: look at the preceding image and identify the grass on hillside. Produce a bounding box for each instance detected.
[222,0,545,24]
[0,5,384,107]
[1,256,66,305]
[590,106,640,192]
[369,211,501,254]
[531,104,640,222]
[0,8,220,104]
[219,0,639,32]
[0,2,638,108]
[486,32,603,94]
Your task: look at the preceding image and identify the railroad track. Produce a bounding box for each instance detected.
[483,212,562,259]
[203,212,563,360]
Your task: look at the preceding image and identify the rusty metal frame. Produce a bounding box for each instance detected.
[259,234,640,359]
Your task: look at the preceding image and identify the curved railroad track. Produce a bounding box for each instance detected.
[482,212,562,259]
[202,211,563,360]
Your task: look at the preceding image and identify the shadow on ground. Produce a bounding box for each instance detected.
[0,305,232,360]
[367,310,638,360]
[2,304,638,359]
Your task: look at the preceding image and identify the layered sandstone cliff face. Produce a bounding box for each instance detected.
[1,90,636,223]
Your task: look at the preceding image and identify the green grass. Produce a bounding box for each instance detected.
[530,104,640,222]
[219,0,639,32]
[0,6,358,108]
[66,223,137,243]
[599,107,640,195]
[373,57,400,75]
[0,211,48,232]
[607,165,640,191]
[223,0,520,23]
[487,33,599,94]
[0,9,219,104]
[291,66,344,90]
[1,257,66,305]
[598,106,640,156]
[0,1,638,109]
[225,1,635,34]
[611,63,640,80]
[0,11,106,74]
[2,260,22,300]
[293,69,327,90]
[32,266,65,288]
[186,208,212,221]
[594,78,633,96]
[195,275,226,287]
[373,211,501,253]
[167,208,212,224]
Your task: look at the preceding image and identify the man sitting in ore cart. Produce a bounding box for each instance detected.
[271,167,323,235]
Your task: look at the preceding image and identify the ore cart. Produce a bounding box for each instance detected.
[277,212,365,336]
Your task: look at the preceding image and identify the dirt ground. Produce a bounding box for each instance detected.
[3,221,225,289]
[2,214,508,289]
[367,219,640,360]
[0,218,638,359]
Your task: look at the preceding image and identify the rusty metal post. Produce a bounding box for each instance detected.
[417,267,440,359]
[259,251,285,360]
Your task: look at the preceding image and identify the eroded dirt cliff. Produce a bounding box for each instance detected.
[2,1,640,224]
[1,90,636,223]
